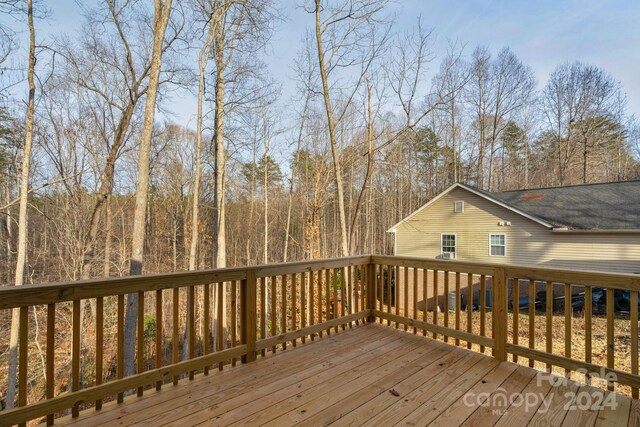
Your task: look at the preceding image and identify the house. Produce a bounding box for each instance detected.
[387,180,640,274]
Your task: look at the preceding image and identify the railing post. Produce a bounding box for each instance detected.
[493,267,507,361]
[367,260,375,322]
[241,269,257,363]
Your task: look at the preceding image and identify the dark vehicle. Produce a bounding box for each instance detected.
[538,288,640,314]
[376,266,396,306]
[572,288,640,314]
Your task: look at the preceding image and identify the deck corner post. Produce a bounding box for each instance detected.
[493,266,507,361]
[241,269,257,363]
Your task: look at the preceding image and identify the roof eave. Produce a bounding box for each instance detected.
[551,228,640,234]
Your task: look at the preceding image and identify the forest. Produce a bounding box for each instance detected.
[0,0,639,413]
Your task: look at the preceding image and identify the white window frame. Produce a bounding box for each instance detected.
[441,233,457,258]
[488,233,507,257]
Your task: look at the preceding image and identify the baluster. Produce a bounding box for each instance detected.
[565,283,571,378]
[317,270,323,337]
[585,285,592,384]
[513,277,519,363]
[96,298,104,406]
[332,269,338,332]
[455,272,460,346]
[467,273,473,350]
[292,273,299,343]
[309,270,315,336]
[45,303,55,425]
[231,280,237,366]
[443,271,449,342]
[302,271,308,339]
[403,266,408,331]
[413,267,418,334]
[529,279,535,367]
[241,270,257,363]
[260,278,266,357]
[187,286,194,380]
[433,269,438,339]
[281,274,288,347]
[545,281,552,372]
[422,269,427,336]
[631,290,638,398]
[203,284,210,375]
[217,282,224,368]
[338,267,347,330]
[118,294,125,400]
[606,287,614,391]
[271,276,277,353]
[155,290,163,388]
[18,305,29,427]
[325,269,331,334]
[137,291,145,394]
[72,300,80,417]
[386,265,392,326]
[172,288,179,385]
[480,275,486,353]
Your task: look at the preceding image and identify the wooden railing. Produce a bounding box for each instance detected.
[369,255,640,399]
[0,256,370,426]
[1,254,639,425]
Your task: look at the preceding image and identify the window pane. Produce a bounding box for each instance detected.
[442,234,455,253]
[490,234,505,245]
[489,234,505,256]
[491,245,505,256]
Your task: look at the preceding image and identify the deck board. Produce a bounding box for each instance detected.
[49,323,637,427]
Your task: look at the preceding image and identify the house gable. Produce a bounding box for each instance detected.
[388,183,553,233]
[391,185,640,273]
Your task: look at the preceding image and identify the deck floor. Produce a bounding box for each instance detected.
[54,323,640,427]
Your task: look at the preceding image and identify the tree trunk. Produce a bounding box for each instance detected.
[213,67,226,269]
[104,198,112,277]
[314,1,349,257]
[349,77,374,255]
[263,134,269,265]
[80,103,135,282]
[189,22,214,272]
[212,41,227,343]
[6,0,36,409]
[123,0,172,379]
[283,94,309,262]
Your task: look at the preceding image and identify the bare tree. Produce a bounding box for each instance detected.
[542,62,622,185]
[6,0,35,410]
[123,0,173,379]
[189,0,216,271]
[312,0,389,256]
[284,40,314,262]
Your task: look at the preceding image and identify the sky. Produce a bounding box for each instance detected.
[5,0,640,128]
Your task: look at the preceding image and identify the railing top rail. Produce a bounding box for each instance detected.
[373,255,640,291]
[2,254,639,310]
[0,255,371,309]
[254,255,370,278]
[372,255,496,275]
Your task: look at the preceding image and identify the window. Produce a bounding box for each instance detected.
[454,201,464,213]
[441,234,456,257]
[489,234,506,256]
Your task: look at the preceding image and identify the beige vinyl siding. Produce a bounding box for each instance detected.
[393,187,640,274]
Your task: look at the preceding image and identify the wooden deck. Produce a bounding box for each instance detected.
[50,323,639,427]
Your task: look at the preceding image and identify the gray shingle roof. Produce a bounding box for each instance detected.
[477,181,640,230]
